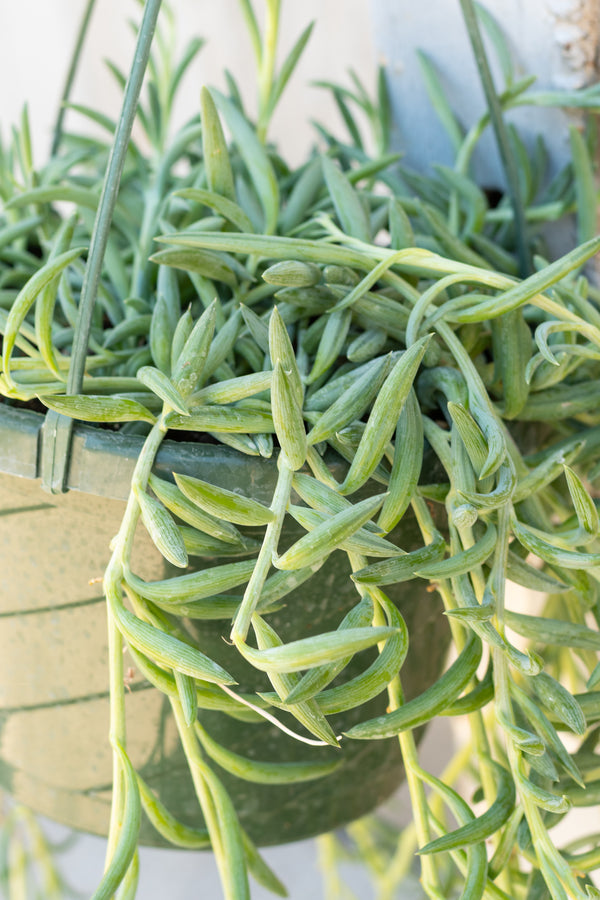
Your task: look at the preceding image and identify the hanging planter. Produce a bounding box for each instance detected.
[2,1,600,898]
[0,404,448,846]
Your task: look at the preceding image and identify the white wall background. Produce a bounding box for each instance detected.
[0,1,377,167]
[2,1,596,192]
[371,0,600,186]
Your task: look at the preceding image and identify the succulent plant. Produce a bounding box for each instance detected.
[2,1,600,898]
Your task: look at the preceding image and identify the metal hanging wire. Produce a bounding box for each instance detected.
[41,0,164,493]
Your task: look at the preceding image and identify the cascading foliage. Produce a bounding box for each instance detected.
[2,0,600,898]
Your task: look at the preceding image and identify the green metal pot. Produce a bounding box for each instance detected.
[0,404,449,846]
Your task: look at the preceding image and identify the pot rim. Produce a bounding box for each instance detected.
[0,403,282,502]
[0,403,443,503]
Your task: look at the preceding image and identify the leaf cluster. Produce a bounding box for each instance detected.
[1,2,600,899]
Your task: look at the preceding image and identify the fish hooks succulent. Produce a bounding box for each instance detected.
[1,1,600,898]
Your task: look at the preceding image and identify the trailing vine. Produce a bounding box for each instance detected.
[1,2,600,898]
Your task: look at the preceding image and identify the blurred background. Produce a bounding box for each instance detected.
[0,1,377,168]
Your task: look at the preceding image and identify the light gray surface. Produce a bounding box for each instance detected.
[41,827,375,900]
[370,0,599,186]
[34,717,453,900]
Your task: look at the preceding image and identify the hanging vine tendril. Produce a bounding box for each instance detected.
[2,2,600,898]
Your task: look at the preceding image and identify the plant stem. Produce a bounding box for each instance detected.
[103,413,168,869]
[349,542,445,899]
[51,0,97,156]
[230,455,293,642]
[67,0,163,396]
[104,603,127,868]
[170,698,235,894]
[257,0,281,143]
[317,833,351,900]
[412,495,505,888]
[458,0,529,277]
[376,823,418,900]
[493,576,588,900]
[387,677,446,900]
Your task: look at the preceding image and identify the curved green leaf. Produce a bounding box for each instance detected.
[3,248,83,387]
[125,559,255,605]
[90,744,141,900]
[200,86,235,200]
[419,761,515,855]
[137,366,189,414]
[275,493,386,570]
[322,156,371,243]
[345,632,482,739]
[40,394,156,424]
[282,596,374,704]
[340,336,431,494]
[176,188,254,233]
[195,722,340,784]
[174,471,274,527]
[236,622,398,674]
[210,88,279,233]
[415,522,496,579]
[136,488,189,569]
[352,530,446,585]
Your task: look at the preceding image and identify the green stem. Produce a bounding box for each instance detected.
[388,677,446,900]
[317,833,350,899]
[170,698,231,886]
[502,698,584,897]
[494,628,586,898]
[458,0,529,277]
[230,456,293,642]
[67,0,163,396]
[348,545,445,895]
[257,0,281,143]
[51,0,97,156]
[412,496,503,879]
[376,823,418,900]
[109,415,169,567]
[104,605,127,867]
[347,542,445,898]
[103,413,168,868]
[492,504,510,631]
